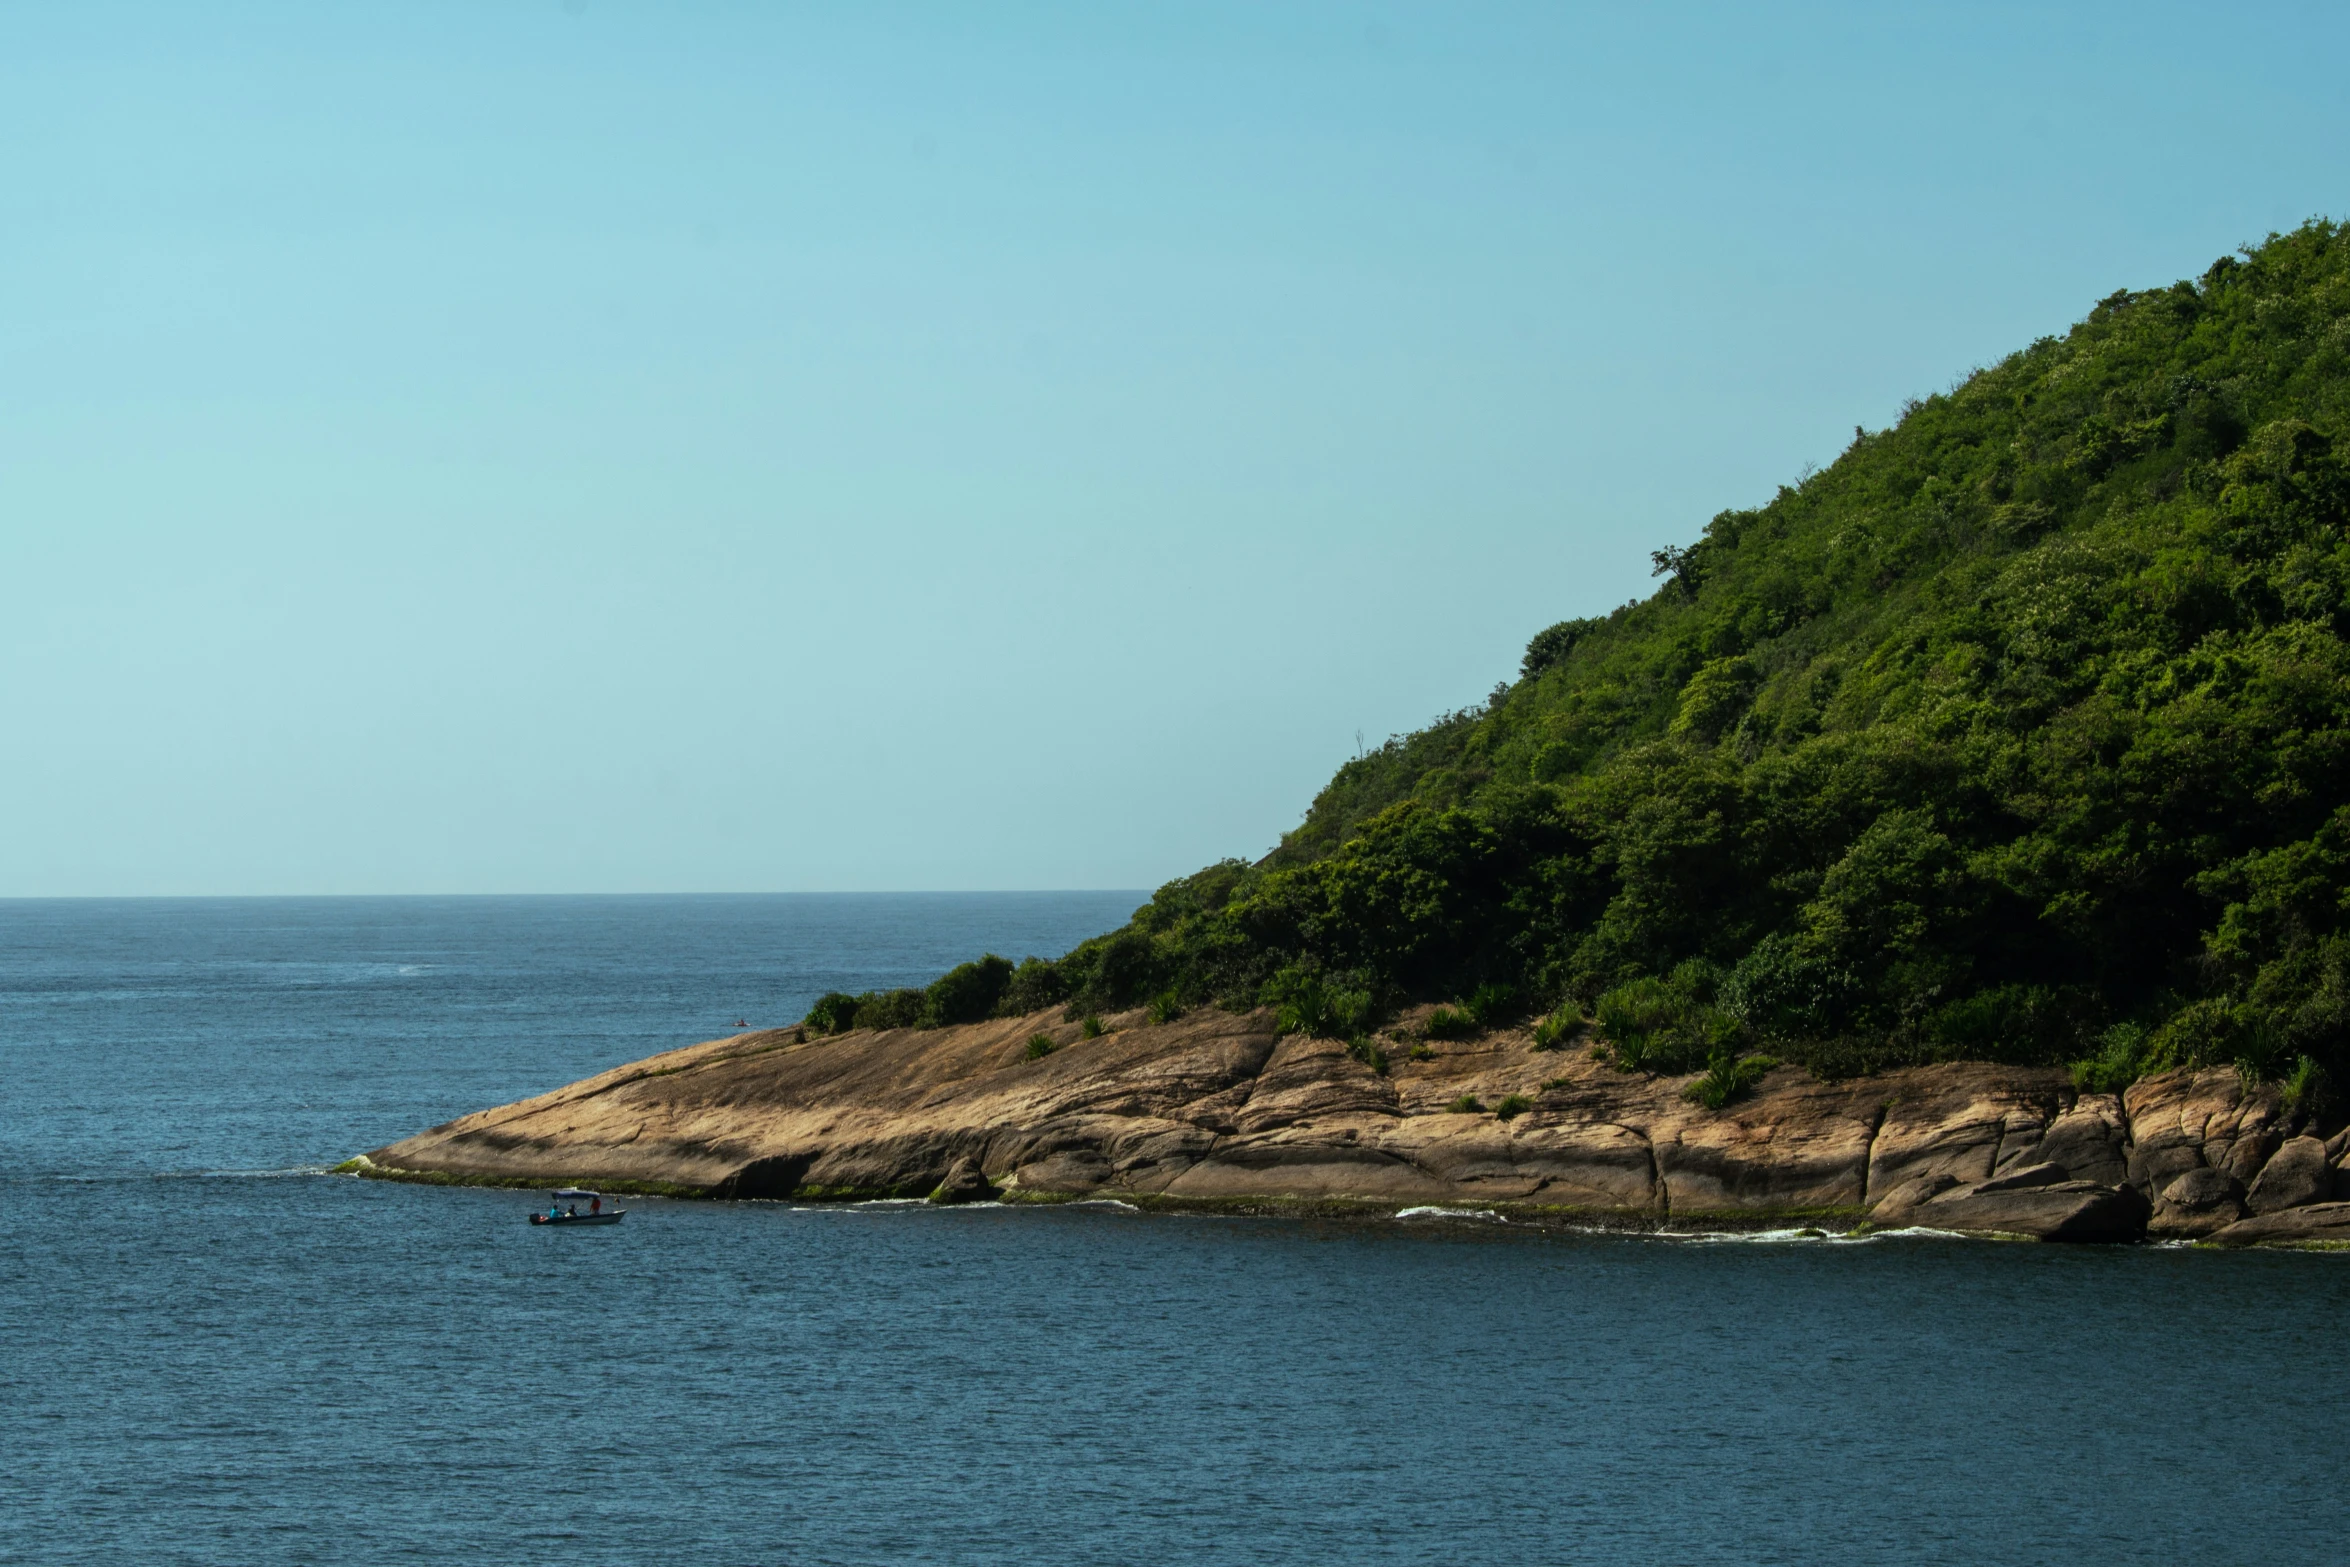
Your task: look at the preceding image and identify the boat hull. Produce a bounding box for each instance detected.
[529,1211,624,1225]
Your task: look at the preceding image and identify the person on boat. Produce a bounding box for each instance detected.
[566,1202,577,1217]
[589,1196,600,1215]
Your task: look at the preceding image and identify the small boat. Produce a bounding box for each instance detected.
[529,1187,625,1226]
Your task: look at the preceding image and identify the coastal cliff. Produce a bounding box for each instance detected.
[358,1006,2350,1245]
[358,227,2350,1242]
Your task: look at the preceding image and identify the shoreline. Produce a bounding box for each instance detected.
[353,1004,2350,1247]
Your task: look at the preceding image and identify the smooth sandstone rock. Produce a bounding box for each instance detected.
[364,1014,2336,1246]
[2125,1071,2284,1193]
[2151,1165,2245,1237]
[2161,1167,2243,1208]
[2208,1201,2350,1247]
[2245,1136,2333,1214]
[1867,1172,1962,1225]
[1911,1179,2149,1243]
[2032,1096,2131,1187]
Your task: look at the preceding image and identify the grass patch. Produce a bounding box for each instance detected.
[1494,1093,1533,1121]
[1444,1093,1487,1114]
[1683,1049,1778,1110]
[1424,1005,1475,1040]
[1024,1033,1058,1060]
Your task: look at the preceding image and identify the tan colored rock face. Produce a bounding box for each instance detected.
[2245,1136,2332,1214]
[361,1014,2337,1245]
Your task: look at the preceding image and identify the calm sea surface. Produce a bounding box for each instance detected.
[4,895,2344,1566]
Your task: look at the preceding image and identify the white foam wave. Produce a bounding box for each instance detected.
[1394,1206,1505,1223]
[163,1165,336,1180]
[1667,1224,1985,1244]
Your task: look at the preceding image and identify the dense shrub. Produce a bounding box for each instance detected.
[1024,1033,1057,1060]
[1595,965,1743,1074]
[1494,1093,1533,1120]
[857,988,927,1030]
[922,954,1014,1028]
[1463,982,1519,1027]
[1065,929,1159,1012]
[1522,617,1599,679]
[804,992,861,1035]
[1266,967,1375,1040]
[803,987,924,1033]
[997,957,1069,1017]
[2070,1023,2153,1094]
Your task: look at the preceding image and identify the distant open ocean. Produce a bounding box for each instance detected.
[3,894,2343,1565]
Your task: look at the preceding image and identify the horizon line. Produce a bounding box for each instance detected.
[0,888,1156,903]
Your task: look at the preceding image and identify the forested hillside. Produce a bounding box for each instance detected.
[817,222,2350,1098]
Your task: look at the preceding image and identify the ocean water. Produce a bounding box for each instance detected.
[3,896,2344,1566]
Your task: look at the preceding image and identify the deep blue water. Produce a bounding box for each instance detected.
[4,896,2346,1566]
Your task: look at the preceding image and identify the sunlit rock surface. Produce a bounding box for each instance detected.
[364,1009,2347,1245]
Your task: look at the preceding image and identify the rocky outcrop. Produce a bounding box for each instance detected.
[1870,1163,2151,1242]
[2245,1136,2332,1214]
[361,1007,2348,1246]
[2208,1201,2350,1247]
[926,1154,996,1206]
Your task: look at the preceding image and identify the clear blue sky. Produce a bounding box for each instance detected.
[3,2,2345,895]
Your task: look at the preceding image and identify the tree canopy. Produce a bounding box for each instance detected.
[822,222,2350,1096]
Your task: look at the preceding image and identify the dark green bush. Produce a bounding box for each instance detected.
[1079,929,1159,1011]
[922,954,1014,1028]
[1445,1094,1487,1114]
[1024,1033,1058,1061]
[1463,982,1519,1027]
[804,992,861,1035]
[1266,968,1375,1040]
[805,986,929,1033]
[1079,1013,1106,1039]
[1147,990,1184,1024]
[1522,616,1598,680]
[857,988,927,1031]
[2070,1023,2152,1094]
[1595,968,1741,1074]
[996,957,1069,1017]
[1494,1092,1533,1120]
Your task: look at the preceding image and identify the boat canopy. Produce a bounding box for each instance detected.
[550,1188,602,1200]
